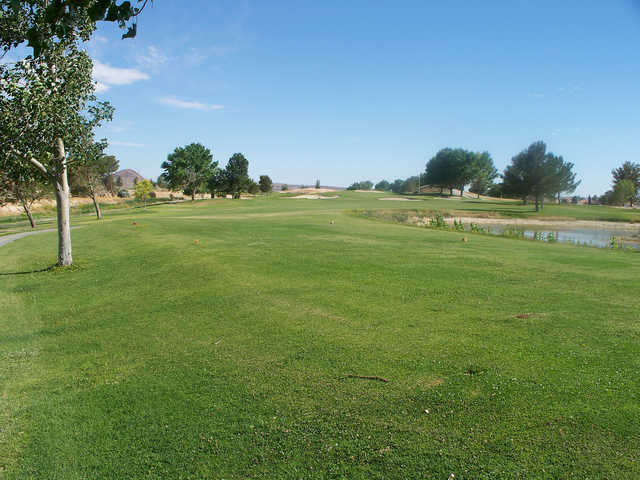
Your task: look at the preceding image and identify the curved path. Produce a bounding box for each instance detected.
[0,228,57,248]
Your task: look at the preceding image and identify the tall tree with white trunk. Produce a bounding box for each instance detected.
[0,43,112,265]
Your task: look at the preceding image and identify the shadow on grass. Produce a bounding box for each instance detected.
[0,264,56,276]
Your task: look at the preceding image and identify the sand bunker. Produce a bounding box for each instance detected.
[290,194,339,199]
[378,197,421,202]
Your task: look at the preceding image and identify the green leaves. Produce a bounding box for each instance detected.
[1,0,151,56]
[162,143,217,199]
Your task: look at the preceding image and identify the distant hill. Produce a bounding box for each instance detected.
[114,169,147,188]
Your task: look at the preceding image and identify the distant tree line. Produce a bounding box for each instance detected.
[365,141,581,212]
[159,143,273,200]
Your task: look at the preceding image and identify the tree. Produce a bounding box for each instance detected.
[612,161,640,188]
[502,141,577,212]
[548,156,580,203]
[134,179,154,206]
[315,179,321,189]
[259,175,273,193]
[223,153,250,198]
[156,174,168,189]
[1,0,151,57]
[0,43,113,266]
[116,176,123,187]
[248,179,259,194]
[390,179,405,194]
[161,143,218,201]
[0,163,49,228]
[0,0,145,266]
[347,180,373,190]
[281,184,288,191]
[613,179,637,207]
[425,148,476,196]
[375,180,391,191]
[70,140,119,219]
[468,152,498,198]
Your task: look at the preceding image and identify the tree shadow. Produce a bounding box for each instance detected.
[0,264,56,276]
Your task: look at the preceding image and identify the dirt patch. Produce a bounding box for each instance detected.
[378,197,421,202]
[418,377,445,389]
[515,313,541,319]
[0,196,123,217]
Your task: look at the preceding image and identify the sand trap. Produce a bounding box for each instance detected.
[378,197,421,202]
[283,188,339,194]
[290,194,339,199]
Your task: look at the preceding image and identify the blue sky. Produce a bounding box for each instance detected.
[89,0,640,195]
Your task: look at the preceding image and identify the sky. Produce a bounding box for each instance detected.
[82,0,640,195]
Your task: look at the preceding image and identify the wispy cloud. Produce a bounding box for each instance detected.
[157,97,224,111]
[136,46,168,71]
[528,92,545,99]
[93,59,149,92]
[109,141,146,147]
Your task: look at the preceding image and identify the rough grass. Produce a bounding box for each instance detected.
[1,193,639,479]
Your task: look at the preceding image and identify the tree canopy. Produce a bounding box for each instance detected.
[468,152,498,198]
[347,180,373,190]
[425,148,476,195]
[259,175,272,193]
[613,179,637,207]
[502,141,578,211]
[374,180,391,191]
[612,161,640,192]
[223,153,250,198]
[161,143,217,201]
[1,0,151,56]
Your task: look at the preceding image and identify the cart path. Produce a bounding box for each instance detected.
[0,229,57,248]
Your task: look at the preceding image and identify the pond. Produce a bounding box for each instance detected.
[414,215,640,249]
[479,224,640,249]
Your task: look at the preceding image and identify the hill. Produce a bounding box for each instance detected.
[114,169,147,188]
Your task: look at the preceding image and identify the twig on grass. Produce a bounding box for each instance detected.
[345,374,388,383]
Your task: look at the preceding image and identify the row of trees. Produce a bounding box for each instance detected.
[160,143,274,199]
[359,142,579,212]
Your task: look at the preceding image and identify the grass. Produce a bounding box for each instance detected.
[1,192,639,479]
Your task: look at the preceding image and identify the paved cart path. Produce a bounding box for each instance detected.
[0,229,57,248]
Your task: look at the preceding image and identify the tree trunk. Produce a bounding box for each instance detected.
[21,201,36,228]
[54,138,72,266]
[192,192,195,201]
[91,194,102,219]
[449,187,453,195]
[535,196,540,212]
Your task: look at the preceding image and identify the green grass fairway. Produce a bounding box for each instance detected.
[1,193,639,479]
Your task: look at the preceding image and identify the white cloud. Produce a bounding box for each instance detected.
[93,59,149,90]
[136,46,168,71]
[95,82,110,93]
[157,97,224,111]
[109,141,146,147]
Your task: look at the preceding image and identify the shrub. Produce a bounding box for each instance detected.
[117,189,130,198]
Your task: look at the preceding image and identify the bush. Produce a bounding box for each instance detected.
[149,191,156,198]
[117,189,130,198]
